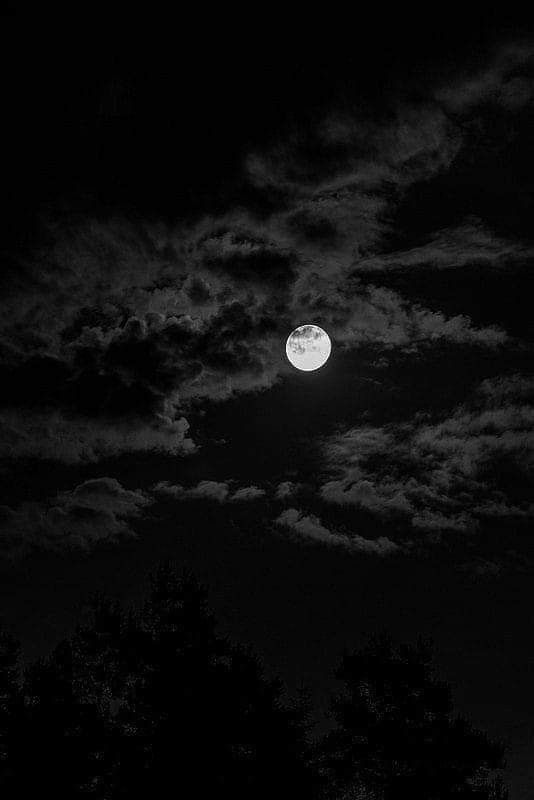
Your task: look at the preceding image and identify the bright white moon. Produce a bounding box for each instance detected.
[286,325,331,372]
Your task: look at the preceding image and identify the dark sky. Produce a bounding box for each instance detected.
[1,13,534,797]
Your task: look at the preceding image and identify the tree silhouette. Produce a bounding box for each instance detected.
[0,627,22,795]
[316,635,508,800]
[0,571,510,799]
[18,640,108,798]
[109,565,316,798]
[0,564,315,798]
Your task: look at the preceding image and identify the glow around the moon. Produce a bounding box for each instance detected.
[286,325,331,371]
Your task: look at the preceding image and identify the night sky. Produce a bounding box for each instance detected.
[2,14,534,797]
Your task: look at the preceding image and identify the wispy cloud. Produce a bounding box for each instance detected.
[320,374,534,534]
[355,218,534,273]
[436,42,534,112]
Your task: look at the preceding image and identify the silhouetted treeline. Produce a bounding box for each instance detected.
[0,565,507,798]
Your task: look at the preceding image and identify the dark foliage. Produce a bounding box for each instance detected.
[0,573,508,799]
[316,635,508,800]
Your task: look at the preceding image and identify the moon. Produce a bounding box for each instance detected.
[286,325,332,372]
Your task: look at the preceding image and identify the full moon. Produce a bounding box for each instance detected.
[286,324,332,372]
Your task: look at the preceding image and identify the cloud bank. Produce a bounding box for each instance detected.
[320,375,534,535]
[0,478,152,558]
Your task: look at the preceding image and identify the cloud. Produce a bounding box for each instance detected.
[194,224,298,287]
[275,481,298,500]
[460,551,531,578]
[0,219,293,462]
[320,374,534,534]
[247,102,460,201]
[0,211,507,467]
[275,508,400,556]
[153,480,230,502]
[322,283,507,349]
[245,100,462,275]
[230,485,266,502]
[0,409,194,463]
[153,480,266,503]
[478,373,534,403]
[436,43,534,112]
[0,478,152,558]
[1,47,531,466]
[354,218,534,273]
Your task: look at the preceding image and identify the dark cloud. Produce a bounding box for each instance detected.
[0,478,151,558]
[0,409,194,463]
[1,45,532,469]
[436,42,534,112]
[0,212,506,466]
[195,226,298,287]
